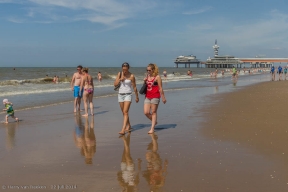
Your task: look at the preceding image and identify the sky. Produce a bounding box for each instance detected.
[0,0,288,67]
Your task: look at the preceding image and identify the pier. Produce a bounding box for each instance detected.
[174,55,202,68]
[204,40,288,68]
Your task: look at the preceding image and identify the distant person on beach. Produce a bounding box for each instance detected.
[187,70,192,76]
[71,65,83,112]
[214,68,218,78]
[114,62,139,135]
[284,67,287,80]
[98,72,102,82]
[55,76,59,84]
[53,75,56,83]
[270,66,275,81]
[221,70,224,76]
[232,66,237,79]
[2,99,19,124]
[80,67,94,116]
[144,63,167,134]
[278,66,283,81]
[163,70,167,80]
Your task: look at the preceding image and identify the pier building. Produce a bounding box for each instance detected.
[174,54,202,68]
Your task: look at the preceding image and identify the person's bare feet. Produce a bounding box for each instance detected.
[90,113,94,116]
[15,118,19,122]
[125,125,132,132]
[148,130,154,134]
[82,114,88,117]
[4,121,8,124]
[119,131,125,135]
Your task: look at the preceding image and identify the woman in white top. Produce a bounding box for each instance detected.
[114,62,139,135]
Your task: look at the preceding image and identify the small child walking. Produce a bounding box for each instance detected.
[3,99,19,124]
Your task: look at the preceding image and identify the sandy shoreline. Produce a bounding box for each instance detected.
[1,74,287,192]
[200,80,288,191]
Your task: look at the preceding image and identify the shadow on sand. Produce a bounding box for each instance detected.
[131,124,177,132]
[94,111,109,115]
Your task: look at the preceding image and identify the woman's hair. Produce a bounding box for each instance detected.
[122,62,130,69]
[147,63,159,77]
[82,67,89,73]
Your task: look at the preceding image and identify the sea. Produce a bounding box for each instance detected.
[0,67,270,113]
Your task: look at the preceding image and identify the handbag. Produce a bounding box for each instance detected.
[114,72,122,91]
[139,75,148,95]
[139,83,147,95]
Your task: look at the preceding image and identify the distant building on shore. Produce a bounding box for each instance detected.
[205,40,243,68]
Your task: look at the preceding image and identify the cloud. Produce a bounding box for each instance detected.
[1,0,159,29]
[183,6,212,15]
[6,17,25,23]
[181,10,288,48]
[22,0,157,27]
[27,10,34,17]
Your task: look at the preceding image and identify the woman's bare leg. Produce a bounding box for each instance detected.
[82,93,89,116]
[144,103,152,120]
[89,94,94,116]
[148,104,159,134]
[119,101,131,135]
[119,102,124,134]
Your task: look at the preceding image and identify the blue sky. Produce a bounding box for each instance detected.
[0,0,288,67]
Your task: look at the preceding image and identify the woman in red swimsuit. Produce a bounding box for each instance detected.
[144,63,167,134]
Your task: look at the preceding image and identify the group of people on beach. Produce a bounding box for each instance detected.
[71,63,167,135]
[71,65,95,117]
[209,66,270,79]
[270,65,288,81]
[161,69,193,80]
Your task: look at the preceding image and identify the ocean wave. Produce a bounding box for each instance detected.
[0,88,72,97]
[0,77,71,86]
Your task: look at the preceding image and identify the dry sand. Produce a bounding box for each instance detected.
[200,80,288,192]
[1,78,288,192]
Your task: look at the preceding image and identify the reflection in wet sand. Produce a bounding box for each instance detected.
[5,123,18,151]
[143,134,168,192]
[74,115,96,164]
[117,133,141,192]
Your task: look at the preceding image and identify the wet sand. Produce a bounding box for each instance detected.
[1,76,287,192]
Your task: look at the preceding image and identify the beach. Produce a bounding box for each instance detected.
[1,72,287,191]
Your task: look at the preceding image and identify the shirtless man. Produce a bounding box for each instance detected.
[71,65,83,112]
